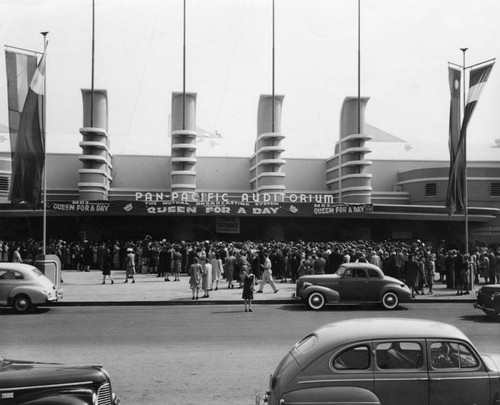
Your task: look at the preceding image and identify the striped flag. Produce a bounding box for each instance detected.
[461,61,495,139]
[446,61,495,215]
[445,66,464,215]
[4,49,38,161]
[9,51,46,208]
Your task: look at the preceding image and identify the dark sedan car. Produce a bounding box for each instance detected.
[0,355,119,404]
[257,318,500,405]
[474,284,500,317]
[293,262,412,310]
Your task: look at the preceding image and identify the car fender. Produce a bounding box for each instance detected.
[378,285,411,302]
[282,385,381,405]
[7,286,48,305]
[303,285,340,303]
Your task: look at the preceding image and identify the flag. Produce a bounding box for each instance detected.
[460,61,495,140]
[4,49,38,161]
[9,51,46,208]
[446,61,495,215]
[445,66,463,215]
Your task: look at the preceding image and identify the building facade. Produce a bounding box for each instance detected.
[1,96,499,246]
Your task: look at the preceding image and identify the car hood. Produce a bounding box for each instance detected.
[0,358,108,388]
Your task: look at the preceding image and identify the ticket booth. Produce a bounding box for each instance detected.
[35,254,63,293]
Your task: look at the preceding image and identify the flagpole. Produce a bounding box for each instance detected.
[91,0,95,127]
[460,47,468,256]
[41,31,49,255]
[272,0,275,133]
[182,0,186,130]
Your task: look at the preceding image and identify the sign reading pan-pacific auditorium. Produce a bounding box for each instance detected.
[43,192,373,217]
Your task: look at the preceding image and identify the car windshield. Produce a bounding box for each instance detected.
[335,266,347,277]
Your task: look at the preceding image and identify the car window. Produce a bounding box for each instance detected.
[0,270,24,280]
[368,269,380,278]
[430,342,479,369]
[342,269,353,278]
[353,269,367,278]
[295,334,318,354]
[376,341,423,369]
[332,345,370,370]
[336,267,347,277]
[32,268,43,277]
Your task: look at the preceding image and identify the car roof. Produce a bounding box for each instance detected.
[312,318,471,348]
[339,263,382,271]
[0,263,37,273]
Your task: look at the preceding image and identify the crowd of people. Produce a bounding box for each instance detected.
[2,237,500,299]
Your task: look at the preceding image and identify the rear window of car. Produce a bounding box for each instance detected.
[295,334,318,354]
[32,268,43,277]
[332,345,370,370]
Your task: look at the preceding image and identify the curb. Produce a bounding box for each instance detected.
[49,298,476,307]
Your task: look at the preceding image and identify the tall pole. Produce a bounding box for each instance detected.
[357,0,361,135]
[271,0,275,133]
[41,31,49,255]
[182,0,186,130]
[460,47,468,255]
[90,0,95,127]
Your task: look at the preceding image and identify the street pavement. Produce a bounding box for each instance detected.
[56,269,478,306]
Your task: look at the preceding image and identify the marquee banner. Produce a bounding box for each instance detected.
[42,200,373,217]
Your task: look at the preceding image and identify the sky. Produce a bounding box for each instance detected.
[0,0,499,159]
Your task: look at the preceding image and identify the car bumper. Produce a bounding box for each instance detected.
[474,302,498,316]
[46,289,63,303]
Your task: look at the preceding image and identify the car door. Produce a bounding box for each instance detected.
[340,268,371,301]
[0,270,17,305]
[428,340,490,405]
[373,340,429,405]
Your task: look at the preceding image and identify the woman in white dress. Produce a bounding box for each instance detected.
[211,253,224,291]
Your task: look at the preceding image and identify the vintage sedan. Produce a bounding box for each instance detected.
[0,263,62,313]
[474,284,500,317]
[293,262,412,310]
[257,318,500,405]
[0,354,119,404]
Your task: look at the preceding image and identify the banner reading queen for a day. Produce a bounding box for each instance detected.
[45,200,373,217]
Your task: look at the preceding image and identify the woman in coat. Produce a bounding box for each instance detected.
[189,257,202,300]
[403,255,419,298]
[124,248,136,283]
[241,267,255,312]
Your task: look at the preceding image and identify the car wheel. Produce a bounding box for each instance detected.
[12,294,33,313]
[381,291,399,310]
[307,292,326,310]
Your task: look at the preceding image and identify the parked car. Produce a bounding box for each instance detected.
[257,318,500,405]
[474,284,500,317]
[0,354,119,404]
[293,262,412,310]
[0,263,62,313]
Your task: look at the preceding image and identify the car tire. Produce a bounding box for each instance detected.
[307,292,326,310]
[12,294,33,313]
[381,291,399,310]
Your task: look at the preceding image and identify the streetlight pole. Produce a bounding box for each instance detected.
[41,31,49,256]
[460,47,468,255]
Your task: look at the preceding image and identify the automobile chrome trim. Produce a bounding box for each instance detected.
[430,375,490,381]
[0,380,93,391]
[298,378,373,384]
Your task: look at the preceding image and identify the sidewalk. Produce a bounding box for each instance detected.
[55,269,477,306]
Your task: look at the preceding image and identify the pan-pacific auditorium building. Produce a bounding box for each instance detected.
[1,90,500,246]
